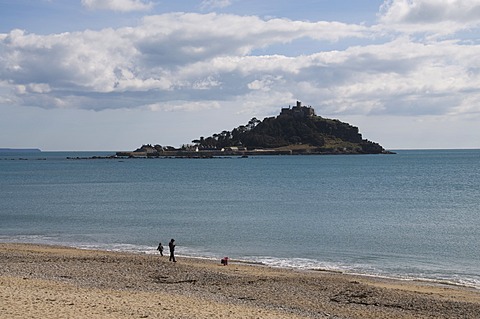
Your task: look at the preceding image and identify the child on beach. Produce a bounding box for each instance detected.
[157,242,163,256]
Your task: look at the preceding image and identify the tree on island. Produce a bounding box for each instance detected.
[191,103,386,154]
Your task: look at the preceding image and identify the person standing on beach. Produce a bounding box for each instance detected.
[168,239,176,262]
[157,242,163,256]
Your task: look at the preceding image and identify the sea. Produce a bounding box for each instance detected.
[1,149,479,289]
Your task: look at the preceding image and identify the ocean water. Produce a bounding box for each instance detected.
[1,149,479,289]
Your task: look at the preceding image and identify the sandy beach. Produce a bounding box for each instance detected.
[1,243,479,318]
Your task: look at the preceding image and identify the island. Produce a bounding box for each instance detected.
[117,101,394,158]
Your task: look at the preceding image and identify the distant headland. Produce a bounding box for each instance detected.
[118,101,394,158]
[0,148,41,153]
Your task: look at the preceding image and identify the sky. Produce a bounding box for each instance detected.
[1,0,479,151]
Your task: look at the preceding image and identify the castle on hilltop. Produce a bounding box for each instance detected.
[280,101,316,119]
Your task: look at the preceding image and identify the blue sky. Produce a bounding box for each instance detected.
[1,0,479,150]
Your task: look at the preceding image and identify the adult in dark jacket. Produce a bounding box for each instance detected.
[168,239,176,262]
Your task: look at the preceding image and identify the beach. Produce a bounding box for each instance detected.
[1,243,479,318]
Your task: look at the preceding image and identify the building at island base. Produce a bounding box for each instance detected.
[116,145,367,158]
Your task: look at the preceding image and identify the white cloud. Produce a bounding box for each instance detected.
[146,100,221,112]
[301,38,480,116]
[81,0,154,12]
[379,0,480,34]
[200,0,233,10]
[31,83,50,93]
[0,13,371,109]
[0,11,479,123]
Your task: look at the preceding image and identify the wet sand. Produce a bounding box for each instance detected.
[1,243,479,318]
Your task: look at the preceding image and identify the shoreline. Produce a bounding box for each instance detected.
[201,257,480,292]
[2,243,479,318]
[4,238,478,291]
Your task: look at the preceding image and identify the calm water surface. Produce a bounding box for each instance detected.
[1,150,479,288]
